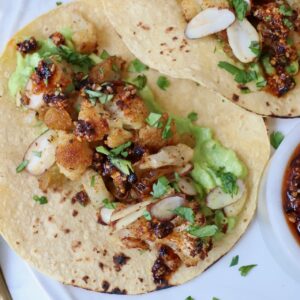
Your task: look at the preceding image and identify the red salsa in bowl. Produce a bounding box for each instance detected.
[282,144,300,245]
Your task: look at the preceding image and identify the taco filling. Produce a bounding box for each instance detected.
[10,29,248,286]
[183,0,300,97]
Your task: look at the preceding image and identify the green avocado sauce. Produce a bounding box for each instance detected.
[139,85,248,196]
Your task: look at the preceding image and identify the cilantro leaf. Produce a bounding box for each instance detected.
[100,49,110,60]
[157,76,170,90]
[96,146,111,155]
[239,264,257,276]
[270,131,284,149]
[151,176,170,198]
[57,45,94,68]
[279,5,293,17]
[56,1,62,6]
[132,74,147,90]
[146,112,163,128]
[16,160,29,173]
[128,59,149,73]
[216,168,239,196]
[162,117,173,139]
[33,195,48,205]
[212,298,220,300]
[218,61,257,84]
[283,18,294,30]
[187,224,218,238]
[110,142,132,156]
[85,89,114,104]
[143,210,152,221]
[174,206,195,223]
[230,255,239,267]
[232,0,248,21]
[187,112,198,122]
[110,157,134,176]
[249,41,261,57]
[102,198,117,209]
[185,297,195,300]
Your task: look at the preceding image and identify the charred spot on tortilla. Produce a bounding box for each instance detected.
[72,210,78,217]
[102,280,110,291]
[137,21,150,31]
[110,287,127,295]
[99,262,104,270]
[82,275,89,284]
[71,191,90,206]
[232,94,239,102]
[113,253,130,271]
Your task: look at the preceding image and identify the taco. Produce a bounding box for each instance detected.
[103,0,300,117]
[0,0,269,295]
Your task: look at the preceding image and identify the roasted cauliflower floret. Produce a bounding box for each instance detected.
[105,127,133,148]
[75,100,110,142]
[106,85,149,130]
[89,56,125,84]
[56,132,93,180]
[138,114,178,152]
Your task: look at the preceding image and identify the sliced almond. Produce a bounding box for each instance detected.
[177,163,193,176]
[227,19,260,63]
[206,180,245,210]
[100,207,115,225]
[224,186,247,217]
[139,144,194,170]
[178,177,197,196]
[185,8,235,39]
[111,199,154,222]
[81,169,113,209]
[114,209,145,231]
[150,195,186,221]
[25,130,58,176]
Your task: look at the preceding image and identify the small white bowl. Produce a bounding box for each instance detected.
[258,123,300,281]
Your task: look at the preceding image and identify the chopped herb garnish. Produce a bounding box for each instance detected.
[100,49,110,60]
[112,63,120,73]
[187,224,218,238]
[32,151,42,158]
[249,41,261,57]
[162,117,173,139]
[57,45,94,68]
[132,74,147,90]
[239,264,257,276]
[16,160,29,173]
[212,298,220,300]
[110,141,132,157]
[279,5,293,17]
[143,210,152,221]
[90,175,96,187]
[33,195,48,205]
[232,0,248,21]
[270,131,284,149]
[65,82,75,93]
[283,18,294,30]
[157,75,170,90]
[218,61,256,84]
[230,255,239,267]
[151,176,170,198]
[256,79,267,88]
[96,146,111,155]
[174,207,195,223]
[128,59,149,73]
[85,89,114,104]
[146,112,163,128]
[187,112,198,122]
[185,297,195,300]
[110,157,134,176]
[56,1,62,6]
[216,168,239,196]
[102,198,117,209]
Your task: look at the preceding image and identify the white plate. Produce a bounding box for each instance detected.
[259,124,300,280]
[0,1,300,300]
